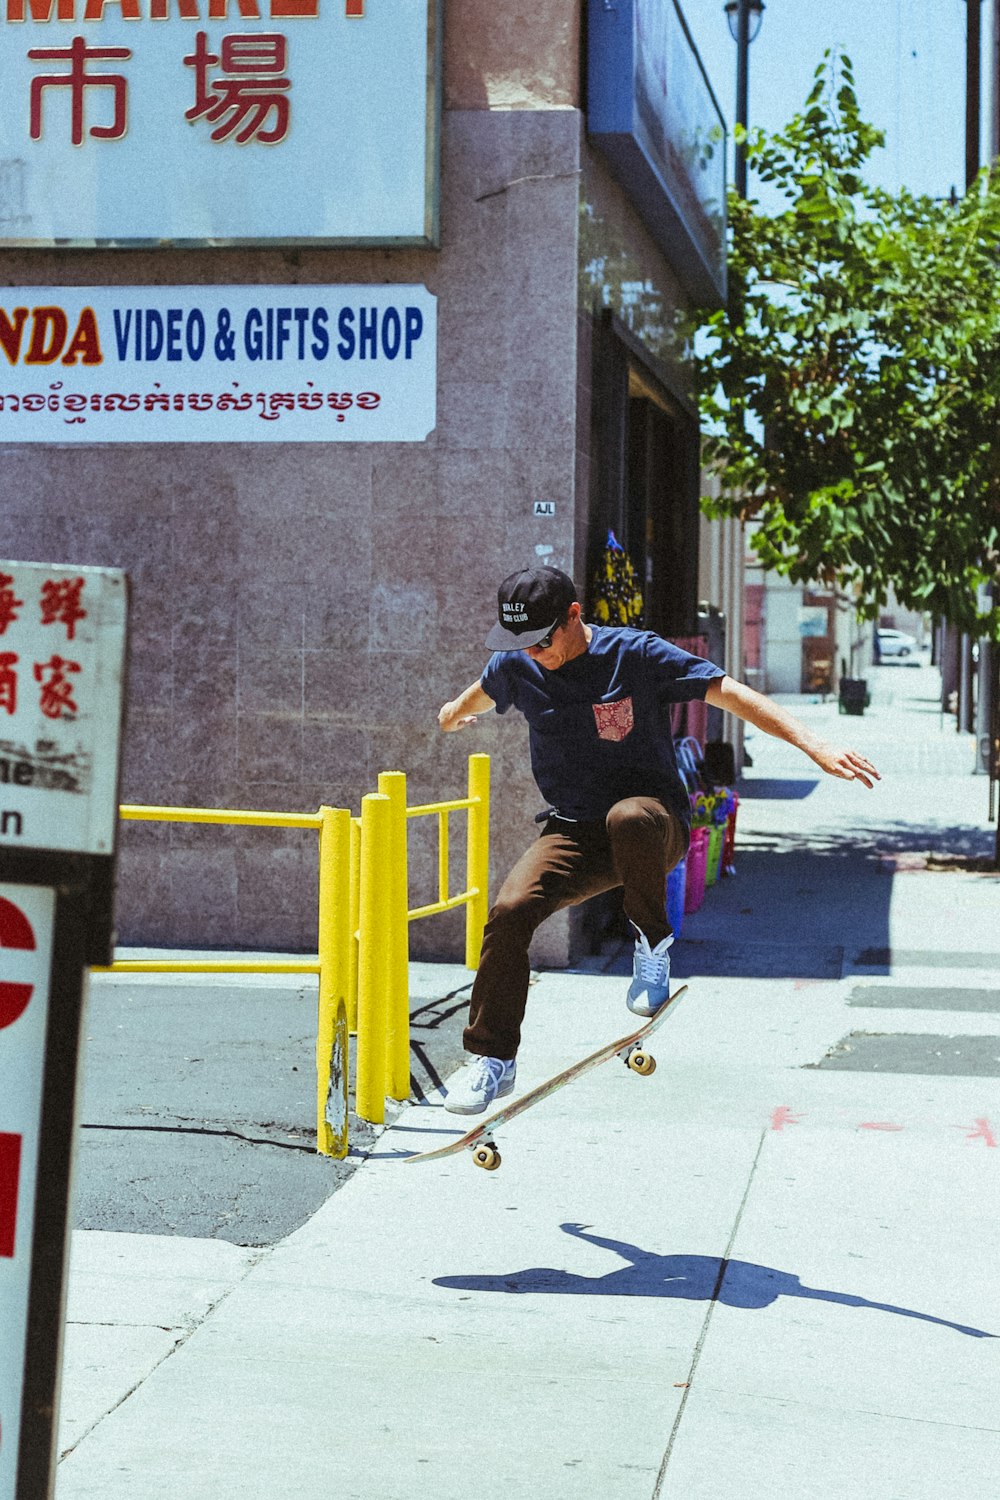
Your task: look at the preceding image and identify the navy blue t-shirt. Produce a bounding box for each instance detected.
[481,626,725,825]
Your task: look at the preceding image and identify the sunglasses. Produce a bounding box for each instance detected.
[534,623,559,650]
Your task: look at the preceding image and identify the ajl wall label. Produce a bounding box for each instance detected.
[0,884,55,1500]
[0,0,440,246]
[0,285,437,442]
[0,562,127,856]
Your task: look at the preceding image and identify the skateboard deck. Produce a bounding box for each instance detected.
[405,984,688,1171]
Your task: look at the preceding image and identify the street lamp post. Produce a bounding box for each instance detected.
[964,0,993,756]
[724,0,765,196]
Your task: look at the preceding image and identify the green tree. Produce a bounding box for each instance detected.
[698,51,1000,637]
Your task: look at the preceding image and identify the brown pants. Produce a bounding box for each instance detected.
[464,796,688,1060]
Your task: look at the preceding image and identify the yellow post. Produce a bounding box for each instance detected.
[347,814,361,1033]
[316,806,351,1158]
[438,810,449,904]
[356,792,391,1123]
[378,770,411,1102]
[465,753,490,969]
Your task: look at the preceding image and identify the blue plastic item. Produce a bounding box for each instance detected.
[666,858,686,939]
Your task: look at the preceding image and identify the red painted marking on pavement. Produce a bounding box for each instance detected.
[345,0,364,15]
[859,1122,905,1132]
[0,1132,22,1258]
[770,1106,804,1131]
[954,1118,998,1147]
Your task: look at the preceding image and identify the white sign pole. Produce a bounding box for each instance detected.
[0,886,56,1500]
[0,559,127,1500]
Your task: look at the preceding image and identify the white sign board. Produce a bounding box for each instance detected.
[0,0,440,246]
[0,285,437,443]
[798,606,829,639]
[0,883,55,1500]
[0,562,127,856]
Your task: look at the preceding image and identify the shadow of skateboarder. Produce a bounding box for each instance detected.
[434,1223,994,1338]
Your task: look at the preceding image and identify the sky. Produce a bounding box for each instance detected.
[679,0,973,200]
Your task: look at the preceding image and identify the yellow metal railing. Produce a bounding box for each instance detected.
[353,753,490,1123]
[94,802,352,1160]
[93,754,489,1143]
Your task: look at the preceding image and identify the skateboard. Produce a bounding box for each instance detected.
[404,984,688,1171]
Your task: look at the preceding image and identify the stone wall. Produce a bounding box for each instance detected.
[0,98,583,956]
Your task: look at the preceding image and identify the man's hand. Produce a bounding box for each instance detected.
[809,744,880,788]
[438,681,496,733]
[705,676,881,788]
[438,704,478,733]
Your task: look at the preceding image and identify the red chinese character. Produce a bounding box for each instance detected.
[0,575,24,636]
[40,577,87,641]
[34,655,81,719]
[28,37,132,146]
[0,652,17,715]
[184,31,290,144]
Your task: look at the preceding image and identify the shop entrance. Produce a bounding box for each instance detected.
[625,366,700,637]
[587,312,700,639]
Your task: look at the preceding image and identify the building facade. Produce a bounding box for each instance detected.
[0,0,740,964]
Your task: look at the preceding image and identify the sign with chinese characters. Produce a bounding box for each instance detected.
[0,285,437,442]
[587,0,727,307]
[0,883,55,1500]
[0,562,127,856]
[0,0,441,247]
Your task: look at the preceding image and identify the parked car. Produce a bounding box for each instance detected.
[876,628,919,659]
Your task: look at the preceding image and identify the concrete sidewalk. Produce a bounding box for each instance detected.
[57,664,1000,1498]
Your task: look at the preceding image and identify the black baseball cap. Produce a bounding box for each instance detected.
[485,566,578,651]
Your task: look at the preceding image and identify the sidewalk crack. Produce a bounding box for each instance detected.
[79,1121,316,1153]
[58,1248,270,1462]
[651,1129,768,1499]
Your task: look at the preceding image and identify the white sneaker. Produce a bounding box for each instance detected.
[626,932,674,1016]
[444,1054,517,1115]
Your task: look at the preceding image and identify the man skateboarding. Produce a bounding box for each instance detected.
[438,566,879,1115]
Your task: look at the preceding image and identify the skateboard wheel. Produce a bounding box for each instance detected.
[627,1050,656,1076]
[472,1144,501,1171]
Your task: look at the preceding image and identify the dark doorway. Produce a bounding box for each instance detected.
[588,311,700,638]
[625,369,700,637]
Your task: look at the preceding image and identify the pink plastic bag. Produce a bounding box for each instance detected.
[685,827,709,913]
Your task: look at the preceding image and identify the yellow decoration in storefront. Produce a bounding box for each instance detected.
[591,529,643,628]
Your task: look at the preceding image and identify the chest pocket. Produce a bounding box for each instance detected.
[592,696,634,742]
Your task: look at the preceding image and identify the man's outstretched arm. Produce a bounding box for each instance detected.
[705,675,880,788]
[438,681,496,733]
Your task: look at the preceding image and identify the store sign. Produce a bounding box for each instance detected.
[0,285,437,442]
[0,562,127,856]
[0,883,55,1500]
[587,0,727,306]
[798,607,829,639]
[0,0,441,247]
